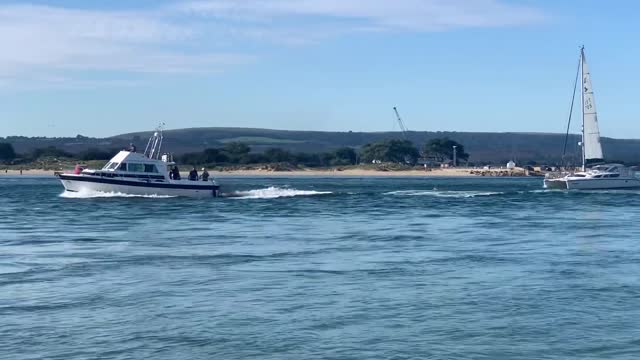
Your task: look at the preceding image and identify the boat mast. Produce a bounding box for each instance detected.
[580,46,586,172]
[562,54,581,166]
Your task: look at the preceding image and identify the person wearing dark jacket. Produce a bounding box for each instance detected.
[172,166,181,180]
[201,168,210,181]
[188,167,198,181]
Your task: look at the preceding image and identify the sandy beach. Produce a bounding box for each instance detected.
[0,167,529,177]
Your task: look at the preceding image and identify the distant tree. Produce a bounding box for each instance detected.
[0,143,16,161]
[264,148,293,163]
[293,152,323,167]
[422,138,469,163]
[360,139,419,164]
[202,148,229,163]
[223,142,251,163]
[179,152,206,165]
[77,148,113,161]
[30,146,72,159]
[331,147,357,165]
[223,142,250,156]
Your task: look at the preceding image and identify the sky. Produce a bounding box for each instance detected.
[1,0,639,138]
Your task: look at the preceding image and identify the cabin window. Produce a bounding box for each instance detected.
[593,175,603,178]
[102,162,112,170]
[610,173,620,178]
[144,164,158,173]
[107,162,119,170]
[118,163,127,171]
[128,163,145,172]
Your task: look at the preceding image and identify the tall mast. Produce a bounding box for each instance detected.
[580,46,586,171]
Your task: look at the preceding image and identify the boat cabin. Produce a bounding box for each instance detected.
[81,151,172,181]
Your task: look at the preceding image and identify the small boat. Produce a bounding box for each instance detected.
[544,47,640,190]
[57,127,220,198]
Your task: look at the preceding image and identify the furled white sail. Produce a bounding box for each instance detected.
[581,49,604,161]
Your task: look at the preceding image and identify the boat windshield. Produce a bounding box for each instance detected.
[102,162,120,170]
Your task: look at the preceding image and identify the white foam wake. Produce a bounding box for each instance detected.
[229,186,332,199]
[385,190,504,198]
[59,189,175,199]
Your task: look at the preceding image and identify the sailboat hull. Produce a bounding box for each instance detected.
[543,178,568,189]
[566,177,640,190]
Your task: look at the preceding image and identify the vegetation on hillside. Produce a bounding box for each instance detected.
[359,139,419,164]
[4,127,640,164]
[179,142,359,167]
[422,138,469,163]
[1,137,468,170]
[0,143,16,161]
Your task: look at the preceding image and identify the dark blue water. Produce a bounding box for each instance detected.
[2,176,640,359]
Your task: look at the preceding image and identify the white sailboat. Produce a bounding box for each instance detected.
[544,47,640,190]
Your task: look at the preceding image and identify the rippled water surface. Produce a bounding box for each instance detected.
[2,176,640,359]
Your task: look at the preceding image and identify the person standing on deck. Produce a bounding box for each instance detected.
[188,167,198,181]
[171,166,181,180]
[201,168,210,181]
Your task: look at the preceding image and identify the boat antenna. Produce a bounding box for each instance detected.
[144,122,165,160]
[562,50,582,166]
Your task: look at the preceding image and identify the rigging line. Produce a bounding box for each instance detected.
[562,54,582,160]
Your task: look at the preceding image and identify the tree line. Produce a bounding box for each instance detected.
[0,137,469,167]
[179,138,468,167]
[0,144,117,163]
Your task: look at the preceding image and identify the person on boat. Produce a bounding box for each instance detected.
[188,167,198,181]
[74,164,82,175]
[128,143,137,152]
[172,166,181,180]
[201,168,209,181]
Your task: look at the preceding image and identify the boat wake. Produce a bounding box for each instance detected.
[59,189,176,199]
[227,186,332,199]
[385,190,504,198]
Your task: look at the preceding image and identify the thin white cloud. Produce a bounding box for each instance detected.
[176,0,546,31]
[0,1,546,88]
[0,3,252,86]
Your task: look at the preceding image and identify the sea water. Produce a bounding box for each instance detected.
[1,176,640,359]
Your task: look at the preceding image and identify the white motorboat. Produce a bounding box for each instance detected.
[544,47,640,190]
[57,128,220,198]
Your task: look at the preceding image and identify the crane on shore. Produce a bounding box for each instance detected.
[393,106,409,139]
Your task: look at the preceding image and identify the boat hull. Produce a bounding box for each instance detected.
[543,178,568,189]
[566,177,640,190]
[58,174,219,198]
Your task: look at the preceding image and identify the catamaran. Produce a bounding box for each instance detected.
[57,127,220,198]
[544,47,640,190]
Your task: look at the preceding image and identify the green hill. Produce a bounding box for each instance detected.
[4,127,640,165]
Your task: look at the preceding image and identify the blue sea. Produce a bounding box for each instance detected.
[2,175,640,359]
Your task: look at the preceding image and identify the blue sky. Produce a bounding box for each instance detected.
[1,0,639,138]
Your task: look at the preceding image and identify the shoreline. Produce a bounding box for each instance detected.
[0,168,534,178]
